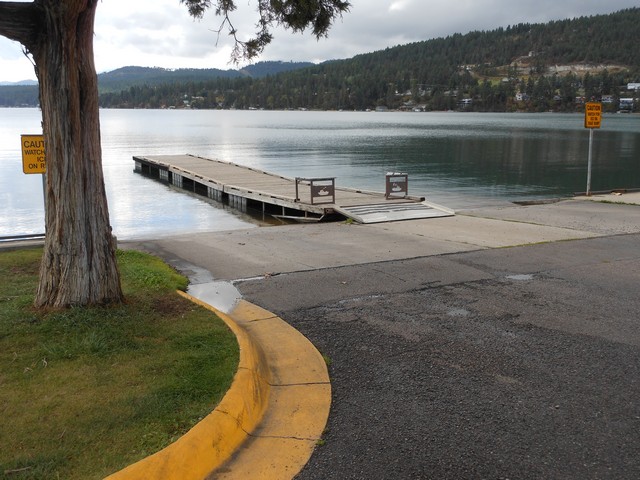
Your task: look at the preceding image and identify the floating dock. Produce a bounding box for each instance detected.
[133,154,454,224]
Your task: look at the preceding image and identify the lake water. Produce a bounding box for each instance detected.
[1,108,638,240]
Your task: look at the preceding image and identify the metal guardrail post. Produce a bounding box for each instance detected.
[0,233,46,242]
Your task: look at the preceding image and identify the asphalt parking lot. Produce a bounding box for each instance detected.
[124,195,640,479]
[237,233,640,479]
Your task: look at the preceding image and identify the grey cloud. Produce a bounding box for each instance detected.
[2,0,639,81]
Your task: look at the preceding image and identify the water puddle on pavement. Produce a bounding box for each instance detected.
[187,281,242,314]
[168,258,242,313]
[506,274,535,281]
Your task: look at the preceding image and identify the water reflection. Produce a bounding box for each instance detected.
[1,108,638,238]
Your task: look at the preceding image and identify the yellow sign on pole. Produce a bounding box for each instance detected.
[584,102,602,129]
[21,134,46,174]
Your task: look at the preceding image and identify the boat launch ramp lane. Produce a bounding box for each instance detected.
[133,154,453,223]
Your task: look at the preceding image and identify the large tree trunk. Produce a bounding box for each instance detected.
[0,0,123,307]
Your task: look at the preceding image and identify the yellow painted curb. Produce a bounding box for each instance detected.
[211,300,331,479]
[105,293,331,480]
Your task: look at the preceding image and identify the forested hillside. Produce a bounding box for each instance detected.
[0,85,40,107]
[0,61,313,107]
[2,9,639,111]
[96,61,314,92]
[98,8,640,112]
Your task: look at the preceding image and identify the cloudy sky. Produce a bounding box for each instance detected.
[0,0,637,82]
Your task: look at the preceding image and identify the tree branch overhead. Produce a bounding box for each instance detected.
[181,0,350,61]
[0,2,43,51]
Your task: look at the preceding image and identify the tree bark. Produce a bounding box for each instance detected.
[1,0,123,307]
[0,2,42,48]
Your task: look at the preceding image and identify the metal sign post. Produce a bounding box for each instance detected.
[586,128,594,196]
[584,102,602,196]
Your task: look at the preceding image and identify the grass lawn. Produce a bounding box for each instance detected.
[0,248,239,479]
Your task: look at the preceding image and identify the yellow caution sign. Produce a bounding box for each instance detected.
[584,102,602,129]
[21,134,46,174]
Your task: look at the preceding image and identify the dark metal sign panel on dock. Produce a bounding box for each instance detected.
[133,154,454,223]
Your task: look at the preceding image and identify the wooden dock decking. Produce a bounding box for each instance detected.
[133,154,453,223]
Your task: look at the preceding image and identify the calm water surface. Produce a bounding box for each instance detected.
[1,108,638,239]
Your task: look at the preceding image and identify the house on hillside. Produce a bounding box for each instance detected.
[619,98,634,111]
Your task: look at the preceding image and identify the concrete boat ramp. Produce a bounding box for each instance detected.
[133,154,453,224]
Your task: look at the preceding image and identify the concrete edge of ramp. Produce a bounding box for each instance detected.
[104,296,331,480]
[335,200,454,224]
